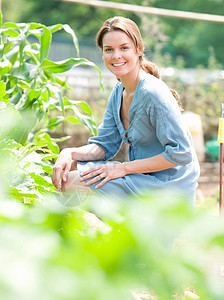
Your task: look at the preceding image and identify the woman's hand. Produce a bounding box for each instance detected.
[80,163,126,189]
[52,148,77,191]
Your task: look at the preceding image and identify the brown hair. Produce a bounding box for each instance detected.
[96,16,183,111]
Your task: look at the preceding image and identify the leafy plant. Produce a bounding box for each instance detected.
[0,14,101,145]
[0,12,103,204]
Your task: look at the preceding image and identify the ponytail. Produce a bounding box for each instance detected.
[140,56,183,111]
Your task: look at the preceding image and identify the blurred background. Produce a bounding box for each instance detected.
[2,0,224,68]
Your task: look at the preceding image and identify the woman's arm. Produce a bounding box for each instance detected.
[122,153,177,175]
[81,154,176,189]
[71,144,106,161]
[52,144,105,191]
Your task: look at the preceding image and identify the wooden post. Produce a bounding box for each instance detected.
[218,104,224,214]
[58,0,224,24]
[220,143,223,214]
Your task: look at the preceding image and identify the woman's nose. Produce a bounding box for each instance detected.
[112,50,121,59]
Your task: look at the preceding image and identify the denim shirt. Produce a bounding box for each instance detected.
[87,72,200,199]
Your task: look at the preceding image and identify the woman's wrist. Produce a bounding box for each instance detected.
[121,162,129,176]
[61,147,76,160]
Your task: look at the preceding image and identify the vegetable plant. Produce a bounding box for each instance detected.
[0,11,101,203]
[0,12,101,144]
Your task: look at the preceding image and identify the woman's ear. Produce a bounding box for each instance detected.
[137,46,142,56]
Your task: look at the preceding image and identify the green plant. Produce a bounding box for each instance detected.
[0,14,101,145]
[0,12,103,203]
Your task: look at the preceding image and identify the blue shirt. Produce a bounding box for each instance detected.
[78,72,200,203]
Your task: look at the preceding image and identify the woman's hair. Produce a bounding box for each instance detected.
[96,16,183,111]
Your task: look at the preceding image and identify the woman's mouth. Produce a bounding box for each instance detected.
[112,62,126,67]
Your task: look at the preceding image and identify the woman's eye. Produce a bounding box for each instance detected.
[105,48,112,52]
[122,46,128,50]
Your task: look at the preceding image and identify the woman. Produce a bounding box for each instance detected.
[52,16,200,204]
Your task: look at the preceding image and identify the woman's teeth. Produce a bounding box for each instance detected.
[113,63,126,67]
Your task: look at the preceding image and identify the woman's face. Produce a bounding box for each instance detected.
[102,30,142,80]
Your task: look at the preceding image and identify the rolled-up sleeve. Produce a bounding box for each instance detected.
[88,88,122,161]
[149,89,193,166]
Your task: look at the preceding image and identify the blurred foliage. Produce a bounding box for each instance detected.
[163,71,224,140]
[151,0,224,68]
[1,0,142,38]
[1,166,224,299]
[2,0,224,68]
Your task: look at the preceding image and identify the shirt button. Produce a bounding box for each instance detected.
[125,132,128,138]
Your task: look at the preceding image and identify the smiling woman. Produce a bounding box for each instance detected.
[101,30,142,82]
[52,16,200,206]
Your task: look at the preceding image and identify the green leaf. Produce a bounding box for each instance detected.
[48,24,63,34]
[0,138,21,150]
[33,132,59,154]
[40,57,92,73]
[50,135,71,143]
[62,24,79,57]
[47,116,64,130]
[17,80,31,90]
[0,59,12,77]
[33,101,45,121]
[0,28,19,37]
[29,172,53,189]
[57,92,64,116]
[9,186,38,204]
[71,100,93,116]
[27,23,47,39]
[47,23,79,56]
[11,62,38,80]
[64,116,82,124]
[2,22,20,30]
[1,42,13,57]
[27,89,42,102]
[0,81,6,100]
[10,90,22,105]
[67,105,96,135]
[83,61,104,91]
[18,89,41,111]
[24,44,39,65]
[41,163,53,175]
[0,44,4,60]
[44,72,71,90]
[19,31,26,65]
[62,96,71,106]
[40,89,49,103]
[40,25,52,63]
[5,46,19,66]
[29,22,44,30]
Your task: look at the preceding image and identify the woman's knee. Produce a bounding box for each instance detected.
[62,170,92,193]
